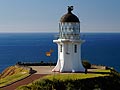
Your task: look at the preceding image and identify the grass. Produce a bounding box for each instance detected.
[0,66,30,87]
[42,69,110,81]
[42,73,109,81]
[24,69,110,85]
[89,69,111,73]
[0,73,29,87]
[17,68,111,90]
[17,73,109,90]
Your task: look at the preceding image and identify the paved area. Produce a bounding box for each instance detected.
[30,66,55,74]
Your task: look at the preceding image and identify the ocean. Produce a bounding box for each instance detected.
[0,33,120,72]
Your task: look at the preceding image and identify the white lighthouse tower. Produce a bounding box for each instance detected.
[52,6,84,72]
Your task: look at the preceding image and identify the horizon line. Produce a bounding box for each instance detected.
[0,31,120,33]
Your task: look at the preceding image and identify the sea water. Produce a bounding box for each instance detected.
[0,33,120,72]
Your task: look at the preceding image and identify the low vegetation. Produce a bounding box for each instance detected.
[92,69,111,73]
[17,72,110,90]
[82,60,91,69]
[0,65,30,87]
[18,75,120,90]
[82,60,91,74]
[17,67,120,90]
[1,63,120,90]
[42,73,108,81]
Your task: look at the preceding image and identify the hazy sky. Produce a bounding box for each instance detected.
[0,0,120,32]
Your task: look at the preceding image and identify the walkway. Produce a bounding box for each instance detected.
[1,66,54,90]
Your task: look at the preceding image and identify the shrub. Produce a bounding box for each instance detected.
[31,79,52,90]
[18,74,120,90]
[82,60,91,69]
[18,86,31,90]
[82,60,91,74]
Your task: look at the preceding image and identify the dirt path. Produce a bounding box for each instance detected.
[1,74,47,90]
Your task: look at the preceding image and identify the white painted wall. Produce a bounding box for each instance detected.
[52,39,84,72]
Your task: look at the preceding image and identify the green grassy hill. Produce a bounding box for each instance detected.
[17,68,120,90]
[0,65,30,87]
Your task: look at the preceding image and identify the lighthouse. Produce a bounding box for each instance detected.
[52,6,84,72]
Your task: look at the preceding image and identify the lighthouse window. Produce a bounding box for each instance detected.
[60,45,62,52]
[74,44,77,53]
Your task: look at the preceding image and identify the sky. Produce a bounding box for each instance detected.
[0,0,120,33]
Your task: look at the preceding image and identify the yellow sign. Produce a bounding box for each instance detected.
[46,49,54,56]
[46,52,51,56]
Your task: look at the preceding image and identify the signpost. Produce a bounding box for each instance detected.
[46,49,54,67]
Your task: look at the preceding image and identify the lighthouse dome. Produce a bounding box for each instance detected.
[60,6,80,22]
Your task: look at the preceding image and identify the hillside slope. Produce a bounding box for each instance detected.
[0,65,30,87]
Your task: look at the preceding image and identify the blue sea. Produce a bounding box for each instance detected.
[0,33,120,72]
